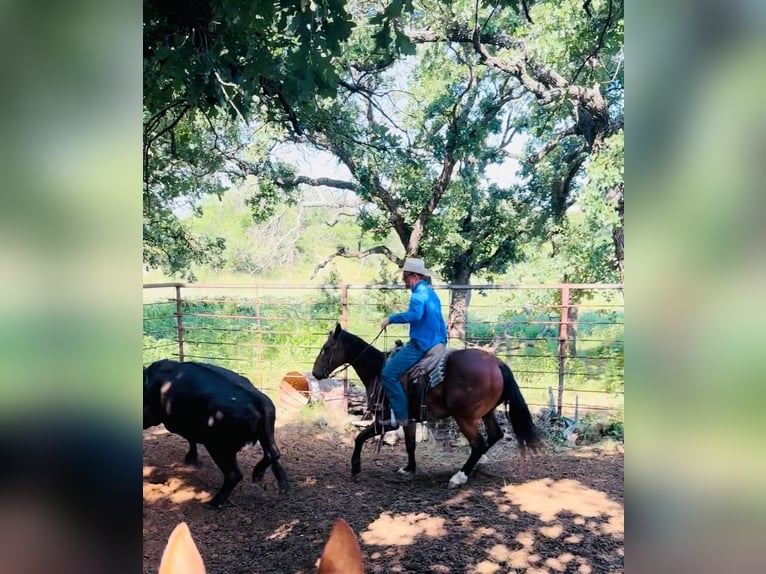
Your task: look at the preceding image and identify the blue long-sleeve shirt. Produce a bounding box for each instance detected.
[388,280,448,351]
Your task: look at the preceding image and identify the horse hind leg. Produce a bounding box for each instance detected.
[477,411,504,466]
[448,418,488,488]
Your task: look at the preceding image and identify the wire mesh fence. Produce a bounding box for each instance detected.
[143,282,623,418]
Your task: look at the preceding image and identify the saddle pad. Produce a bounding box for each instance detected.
[404,344,452,387]
[405,343,445,378]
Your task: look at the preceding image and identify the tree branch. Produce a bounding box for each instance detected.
[408,25,524,51]
[212,68,247,123]
[323,211,358,227]
[144,99,188,135]
[277,175,357,191]
[526,126,578,164]
[311,245,401,278]
[339,79,410,141]
[143,103,191,181]
[569,0,613,86]
[307,133,412,247]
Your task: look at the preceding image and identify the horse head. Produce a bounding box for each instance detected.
[312,323,347,379]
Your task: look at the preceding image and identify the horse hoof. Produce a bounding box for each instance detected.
[351,473,361,483]
[448,471,468,489]
[396,467,415,478]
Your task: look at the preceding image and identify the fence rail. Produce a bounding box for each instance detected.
[142,282,624,418]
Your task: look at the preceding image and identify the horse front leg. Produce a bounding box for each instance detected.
[449,418,488,489]
[351,423,386,478]
[397,422,417,476]
[184,441,200,466]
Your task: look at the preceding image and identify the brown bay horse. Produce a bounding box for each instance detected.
[312,324,541,488]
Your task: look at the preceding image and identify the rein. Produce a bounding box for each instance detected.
[323,327,392,446]
[325,327,386,380]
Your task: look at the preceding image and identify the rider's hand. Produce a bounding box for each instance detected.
[380,317,390,329]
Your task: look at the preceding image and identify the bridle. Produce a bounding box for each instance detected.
[320,327,386,380]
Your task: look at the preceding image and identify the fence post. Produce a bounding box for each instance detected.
[255,290,263,388]
[557,285,570,417]
[175,284,185,362]
[341,284,349,329]
[340,284,349,409]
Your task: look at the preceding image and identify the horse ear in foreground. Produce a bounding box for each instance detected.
[158,519,363,574]
[159,522,206,574]
[312,324,543,488]
[317,518,364,574]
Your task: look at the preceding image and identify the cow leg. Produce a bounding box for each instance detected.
[252,439,290,494]
[269,457,290,494]
[250,448,271,483]
[184,441,200,466]
[205,444,243,509]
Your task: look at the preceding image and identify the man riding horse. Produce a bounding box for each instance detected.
[380,258,447,427]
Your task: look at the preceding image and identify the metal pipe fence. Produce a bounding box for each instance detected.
[143,282,624,418]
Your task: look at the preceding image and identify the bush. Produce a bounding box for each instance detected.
[576,412,624,443]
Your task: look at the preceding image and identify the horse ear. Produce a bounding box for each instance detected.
[159,522,206,574]
[333,323,342,338]
[317,518,363,574]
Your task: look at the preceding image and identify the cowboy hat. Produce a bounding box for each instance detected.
[401,258,431,277]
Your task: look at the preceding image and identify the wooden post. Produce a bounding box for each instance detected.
[255,291,262,388]
[557,285,570,417]
[175,285,184,362]
[341,284,349,410]
[341,284,349,329]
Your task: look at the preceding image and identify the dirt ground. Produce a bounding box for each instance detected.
[143,409,623,574]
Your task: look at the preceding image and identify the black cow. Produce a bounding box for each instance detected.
[143,359,289,508]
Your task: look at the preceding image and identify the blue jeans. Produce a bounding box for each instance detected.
[381,341,426,421]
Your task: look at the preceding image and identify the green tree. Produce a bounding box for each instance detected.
[142,0,429,277]
[143,0,357,276]
[407,0,625,279]
[251,0,623,339]
[143,0,624,311]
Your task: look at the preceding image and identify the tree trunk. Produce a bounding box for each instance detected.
[610,182,624,282]
[561,276,581,357]
[566,305,578,357]
[447,268,472,343]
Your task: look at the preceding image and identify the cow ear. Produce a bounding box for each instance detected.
[333,323,342,338]
[159,522,206,574]
[317,518,363,574]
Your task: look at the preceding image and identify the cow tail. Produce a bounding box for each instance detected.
[498,362,540,452]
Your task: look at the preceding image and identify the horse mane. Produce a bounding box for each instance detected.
[338,329,385,372]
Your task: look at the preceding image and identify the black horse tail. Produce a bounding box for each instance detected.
[498,362,540,452]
